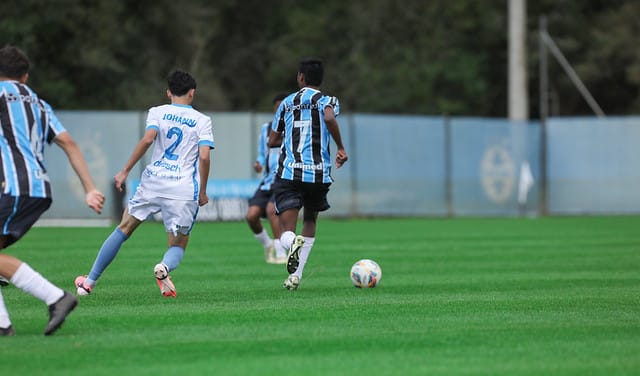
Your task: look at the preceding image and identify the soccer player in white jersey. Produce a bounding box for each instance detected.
[0,46,105,336]
[269,58,348,290]
[246,93,288,264]
[75,70,214,298]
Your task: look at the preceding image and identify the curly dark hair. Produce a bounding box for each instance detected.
[167,69,196,96]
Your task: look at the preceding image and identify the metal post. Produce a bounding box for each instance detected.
[540,29,605,117]
[509,0,528,121]
[539,16,549,215]
[444,115,452,217]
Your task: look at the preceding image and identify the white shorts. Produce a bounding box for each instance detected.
[128,187,199,236]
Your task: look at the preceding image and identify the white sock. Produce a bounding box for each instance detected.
[10,263,64,305]
[274,239,287,258]
[280,231,296,253]
[0,290,11,328]
[293,237,315,278]
[254,228,272,249]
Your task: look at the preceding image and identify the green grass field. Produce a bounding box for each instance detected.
[1,216,639,375]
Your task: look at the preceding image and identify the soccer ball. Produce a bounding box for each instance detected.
[350,259,382,288]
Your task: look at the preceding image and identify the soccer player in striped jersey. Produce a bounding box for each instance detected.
[0,46,105,336]
[246,93,288,264]
[269,58,348,290]
[75,70,214,298]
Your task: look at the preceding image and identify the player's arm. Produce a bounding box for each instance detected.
[254,127,266,173]
[268,104,285,148]
[53,132,105,214]
[114,128,157,192]
[198,145,211,206]
[324,106,348,168]
[268,129,282,148]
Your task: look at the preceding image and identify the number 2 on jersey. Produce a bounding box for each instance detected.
[163,127,183,160]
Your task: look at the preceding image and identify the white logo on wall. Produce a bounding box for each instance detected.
[69,132,108,202]
[480,143,515,204]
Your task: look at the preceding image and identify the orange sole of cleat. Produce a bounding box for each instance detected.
[155,278,176,298]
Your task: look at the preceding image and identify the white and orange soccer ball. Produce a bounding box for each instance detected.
[350,259,382,288]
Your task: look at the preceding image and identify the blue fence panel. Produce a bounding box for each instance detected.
[350,114,447,216]
[450,118,540,216]
[547,117,640,214]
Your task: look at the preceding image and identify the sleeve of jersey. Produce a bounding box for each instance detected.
[272,102,286,132]
[42,100,67,144]
[256,123,267,165]
[325,96,340,116]
[145,106,160,131]
[198,117,214,149]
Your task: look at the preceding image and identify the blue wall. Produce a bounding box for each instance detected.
[39,111,640,221]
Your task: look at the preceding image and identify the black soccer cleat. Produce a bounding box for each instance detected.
[0,325,15,336]
[44,291,78,336]
[286,235,305,274]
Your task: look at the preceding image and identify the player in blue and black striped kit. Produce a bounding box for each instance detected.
[0,46,105,336]
[246,93,288,264]
[269,58,348,290]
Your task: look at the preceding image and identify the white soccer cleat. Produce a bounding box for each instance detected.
[154,263,176,298]
[74,275,92,296]
[283,275,300,291]
[264,244,277,264]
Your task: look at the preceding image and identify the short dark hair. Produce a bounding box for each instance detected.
[0,46,30,79]
[167,69,196,96]
[299,58,323,86]
[272,93,287,104]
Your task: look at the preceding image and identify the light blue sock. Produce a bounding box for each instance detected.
[162,246,184,272]
[87,228,128,284]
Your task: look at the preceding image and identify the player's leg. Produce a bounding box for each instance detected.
[0,289,14,336]
[266,199,287,263]
[292,208,318,279]
[153,199,198,297]
[76,210,142,295]
[247,189,275,261]
[287,183,330,285]
[152,232,187,298]
[1,196,76,335]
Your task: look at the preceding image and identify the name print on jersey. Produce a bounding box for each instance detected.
[162,113,197,127]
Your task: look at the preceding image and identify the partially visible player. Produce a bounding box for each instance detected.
[75,69,214,298]
[269,58,348,290]
[246,93,288,264]
[0,46,105,336]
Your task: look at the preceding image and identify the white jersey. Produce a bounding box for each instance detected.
[139,103,214,200]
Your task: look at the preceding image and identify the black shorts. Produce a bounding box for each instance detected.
[0,195,51,248]
[248,188,274,211]
[272,177,331,214]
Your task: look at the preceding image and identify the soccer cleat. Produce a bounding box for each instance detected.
[283,275,300,290]
[44,291,78,336]
[0,275,9,286]
[154,263,176,298]
[286,235,305,274]
[0,325,15,336]
[264,244,276,264]
[74,275,92,296]
[271,255,288,265]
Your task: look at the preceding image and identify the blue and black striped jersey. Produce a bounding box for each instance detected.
[256,121,280,191]
[0,81,66,198]
[271,87,340,184]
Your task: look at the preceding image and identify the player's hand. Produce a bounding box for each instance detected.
[335,149,348,168]
[86,189,105,214]
[113,170,128,192]
[253,161,263,173]
[198,192,209,207]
